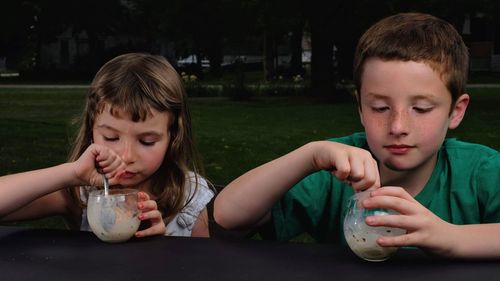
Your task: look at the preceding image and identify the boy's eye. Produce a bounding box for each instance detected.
[103,136,119,142]
[371,106,389,113]
[413,107,433,113]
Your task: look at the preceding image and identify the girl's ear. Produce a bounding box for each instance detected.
[448,93,470,129]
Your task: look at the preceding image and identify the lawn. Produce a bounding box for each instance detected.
[0,87,498,228]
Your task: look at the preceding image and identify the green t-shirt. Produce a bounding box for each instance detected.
[271,132,500,244]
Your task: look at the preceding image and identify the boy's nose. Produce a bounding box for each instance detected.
[389,110,410,136]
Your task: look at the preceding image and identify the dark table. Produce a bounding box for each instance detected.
[1,226,498,281]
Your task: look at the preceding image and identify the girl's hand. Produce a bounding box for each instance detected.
[135,191,166,237]
[72,144,126,187]
[311,141,380,191]
[362,186,456,257]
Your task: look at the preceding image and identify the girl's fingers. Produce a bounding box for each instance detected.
[139,209,162,221]
[138,198,158,212]
[135,209,166,237]
[135,222,165,237]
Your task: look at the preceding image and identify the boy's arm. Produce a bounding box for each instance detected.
[448,223,500,258]
[214,141,380,230]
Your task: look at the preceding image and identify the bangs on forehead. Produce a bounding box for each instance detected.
[97,95,156,122]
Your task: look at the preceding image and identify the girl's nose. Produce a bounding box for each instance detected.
[120,141,136,164]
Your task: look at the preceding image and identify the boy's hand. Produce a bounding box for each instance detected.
[72,144,126,187]
[311,141,380,191]
[135,191,166,237]
[362,186,455,257]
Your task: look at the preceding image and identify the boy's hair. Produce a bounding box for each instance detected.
[69,52,200,224]
[353,13,469,107]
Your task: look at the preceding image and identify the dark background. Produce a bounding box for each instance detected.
[1,0,500,99]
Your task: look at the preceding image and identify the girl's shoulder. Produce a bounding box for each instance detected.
[184,171,215,200]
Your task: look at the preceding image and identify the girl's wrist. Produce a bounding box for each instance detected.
[60,162,84,187]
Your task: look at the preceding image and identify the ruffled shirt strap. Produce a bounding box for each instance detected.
[165,172,214,236]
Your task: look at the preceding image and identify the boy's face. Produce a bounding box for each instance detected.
[358,58,468,173]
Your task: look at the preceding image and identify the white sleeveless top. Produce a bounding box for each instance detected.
[80,172,214,237]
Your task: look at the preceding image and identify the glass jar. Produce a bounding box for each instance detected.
[343,190,406,261]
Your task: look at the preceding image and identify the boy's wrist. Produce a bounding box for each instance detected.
[302,141,324,173]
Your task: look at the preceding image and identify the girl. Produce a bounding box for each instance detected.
[0,53,214,237]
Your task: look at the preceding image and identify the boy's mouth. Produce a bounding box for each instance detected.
[384,144,414,155]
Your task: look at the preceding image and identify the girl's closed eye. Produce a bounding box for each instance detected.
[103,136,119,142]
[140,139,156,146]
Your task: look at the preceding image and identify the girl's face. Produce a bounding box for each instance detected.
[92,104,171,190]
[359,58,468,175]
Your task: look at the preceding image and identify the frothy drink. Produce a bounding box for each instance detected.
[87,189,140,243]
[343,192,406,262]
[344,211,402,261]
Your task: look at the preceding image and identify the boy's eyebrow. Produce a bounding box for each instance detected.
[365,92,438,101]
[411,94,439,101]
[364,92,390,100]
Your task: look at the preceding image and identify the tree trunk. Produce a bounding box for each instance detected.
[207,38,223,78]
[310,14,335,99]
[290,22,304,77]
[263,31,277,81]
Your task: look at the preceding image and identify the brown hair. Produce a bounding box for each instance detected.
[353,13,469,108]
[69,53,201,224]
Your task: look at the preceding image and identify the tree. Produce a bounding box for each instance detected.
[0,1,38,70]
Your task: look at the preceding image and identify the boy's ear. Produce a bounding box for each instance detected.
[358,106,365,127]
[355,90,365,127]
[448,93,470,129]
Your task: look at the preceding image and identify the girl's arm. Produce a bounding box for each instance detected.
[191,208,209,237]
[0,163,79,219]
[214,141,380,230]
[0,144,125,221]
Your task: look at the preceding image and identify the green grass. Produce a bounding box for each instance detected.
[0,87,498,229]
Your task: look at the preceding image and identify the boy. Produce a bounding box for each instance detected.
[214,13,500,258]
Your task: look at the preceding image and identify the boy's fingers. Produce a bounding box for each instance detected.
[377,233,414,247]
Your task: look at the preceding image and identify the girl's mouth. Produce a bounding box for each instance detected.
[120,171,137,179]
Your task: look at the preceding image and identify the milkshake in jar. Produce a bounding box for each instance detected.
[87,189,140,243]
[343,191,406,261]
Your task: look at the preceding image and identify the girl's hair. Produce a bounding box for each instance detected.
[353,13,469,109]
[69,52,201,224]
